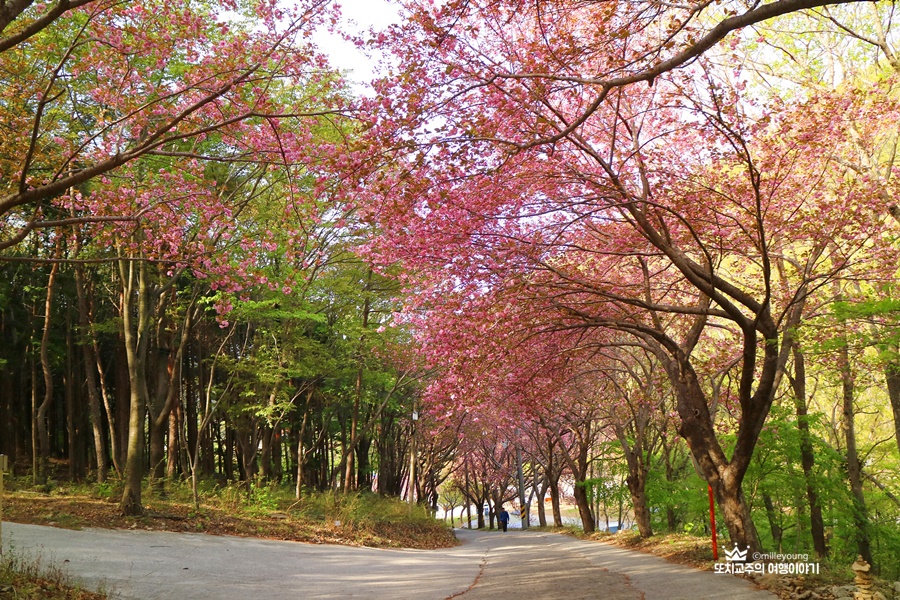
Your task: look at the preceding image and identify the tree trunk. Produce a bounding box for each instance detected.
[573,480,595,533]
[114,335,131,475]
[31,350,38,483]
[615,423,653,538]
[762,494,783,551]
[344,269,372,493]
[561,420,595,533]
[668,357,763,553]
[119,255,152,516]
[535,470,547,527]
[148,291,191,494]
[65,320,79,480]
[662,443,680,532]
[838,338,873,565]
[260,425,274,481]
[74,264,109,483]
[36,257,61,485]
[464,461,472,528]
[148,349,171,493]
[548,477,562,526]
[883,357,900,456]
[789,343,828,557]
[713,476,759,555]
[237,422,260,483]
[167,407,179,480]
[356,436,371,491]
[626,469,653,538]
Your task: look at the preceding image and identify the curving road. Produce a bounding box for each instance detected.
[2,522,775,599]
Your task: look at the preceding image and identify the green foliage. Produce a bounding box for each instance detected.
[94,481,117,501]
[244,482,283,516]
[645,439,709,534]
[302,491,436,527]
[646,467,711,534]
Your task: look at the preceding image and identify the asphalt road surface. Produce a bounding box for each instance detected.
[2,522,775,599]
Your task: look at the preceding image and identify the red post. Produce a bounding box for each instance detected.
[708,484,718,560]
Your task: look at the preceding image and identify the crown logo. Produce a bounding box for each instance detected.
[724,545,748,562]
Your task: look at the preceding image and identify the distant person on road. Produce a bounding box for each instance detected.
[498,506,510,532]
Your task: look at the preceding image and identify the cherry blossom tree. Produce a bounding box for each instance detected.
[351,1,896,552]
[0,0,343,251]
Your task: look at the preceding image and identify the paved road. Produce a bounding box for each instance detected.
[2,523,775,599]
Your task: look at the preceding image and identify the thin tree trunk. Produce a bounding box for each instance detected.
[535,470,547,527]
[838,336,873,565]
[74,264,109,483]
[883,358,900,456]
[167,408,179,480]
[296,410,310,498]
[662,442,680,532]
[344,269,373,493]
[36,255,61,485]
[65,319,78,480]
[789,343,828,557]
[762,494,783,551]
[31,350,38,483]
[260,425,274,481]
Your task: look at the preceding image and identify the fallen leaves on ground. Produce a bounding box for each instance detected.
[582,530,716,569]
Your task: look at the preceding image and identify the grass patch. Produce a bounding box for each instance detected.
[2,476,457,550]
[0,549,105,599]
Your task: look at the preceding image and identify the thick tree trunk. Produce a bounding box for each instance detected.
[464,467,473,528]
[615,423,653,538]
[474,479,486,529]
[573,480,595,533]
[626,470,653,538]
[714,476,760,554]
[548,477,562,526]
[669,357,763,553]
[120,373,147,516]
[148,418,167,492]
[119,256,152,516]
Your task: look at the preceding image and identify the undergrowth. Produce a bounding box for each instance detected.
[0,548,105,599]
[3,475,457,549]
